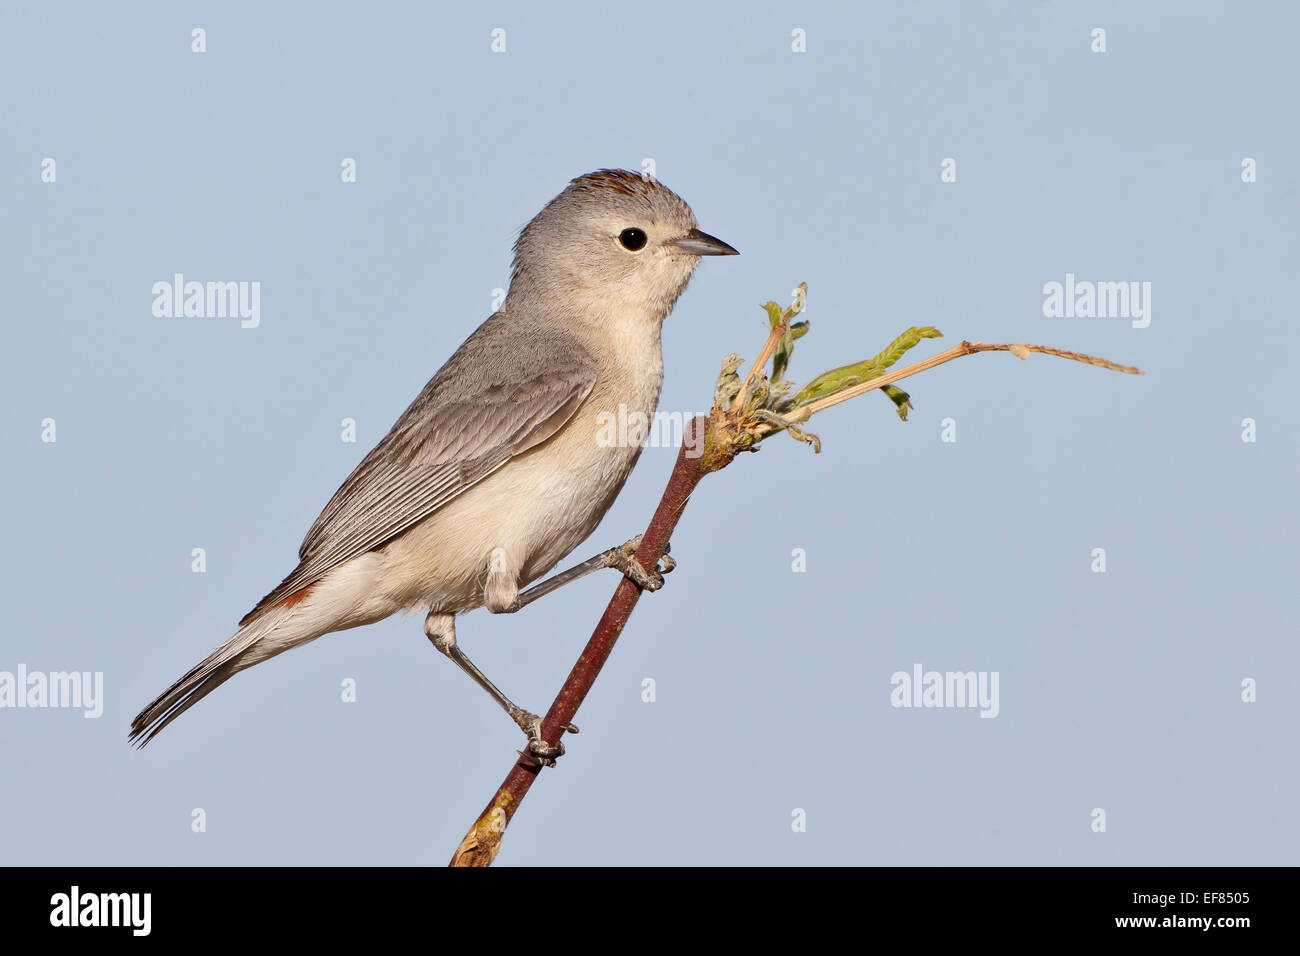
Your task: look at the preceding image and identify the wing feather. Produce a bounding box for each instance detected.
[240,320,596,626]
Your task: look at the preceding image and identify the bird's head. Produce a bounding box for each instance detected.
[510,169,738,325]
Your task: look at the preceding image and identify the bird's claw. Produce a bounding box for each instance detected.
[611,535,675,592]
[514,712,577,768]
[522,738,564,768]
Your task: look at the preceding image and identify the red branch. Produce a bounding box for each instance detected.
[449,415,711,866]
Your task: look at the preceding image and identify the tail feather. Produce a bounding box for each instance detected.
[129,660,242,748]
[130,605,299,748]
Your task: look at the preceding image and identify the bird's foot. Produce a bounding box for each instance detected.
[509,707,578,768]
[607,535,676,592]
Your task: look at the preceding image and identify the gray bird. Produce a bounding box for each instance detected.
[130,169,738,762]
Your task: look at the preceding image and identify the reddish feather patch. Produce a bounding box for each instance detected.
[273,583,314,613]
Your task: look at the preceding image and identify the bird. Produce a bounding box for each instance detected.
[130,169,738,762]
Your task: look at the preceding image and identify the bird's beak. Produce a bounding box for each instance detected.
[672,228,739,256]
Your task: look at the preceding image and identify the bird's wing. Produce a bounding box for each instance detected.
[240,322,597,625]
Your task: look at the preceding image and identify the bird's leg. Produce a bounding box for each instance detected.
[423,611,575,767]
[501,535,676,614]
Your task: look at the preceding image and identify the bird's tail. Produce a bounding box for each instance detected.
[129,602,309,748]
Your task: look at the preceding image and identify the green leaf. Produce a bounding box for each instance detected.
[873,326,943,369]
[772,328,794,384]
[786,326,943,411]
[882,384,913,421]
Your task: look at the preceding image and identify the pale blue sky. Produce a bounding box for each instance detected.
[2,1,1296,865]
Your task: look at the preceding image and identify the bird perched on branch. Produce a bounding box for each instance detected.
[131,169,738,763]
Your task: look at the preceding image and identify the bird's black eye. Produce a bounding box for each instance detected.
[618,227,648,251]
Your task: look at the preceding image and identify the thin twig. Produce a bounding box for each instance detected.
[448,416,711,867]
[795,340,1142,419]
[730,321,786,412]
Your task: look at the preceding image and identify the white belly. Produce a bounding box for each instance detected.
[373,351,663,615]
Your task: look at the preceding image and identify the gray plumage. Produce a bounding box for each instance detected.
[243,317,598,626]
[131,169,736,748]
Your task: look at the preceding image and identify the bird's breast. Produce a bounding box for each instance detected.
[512,348,664,583]
[382,337,667,613]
